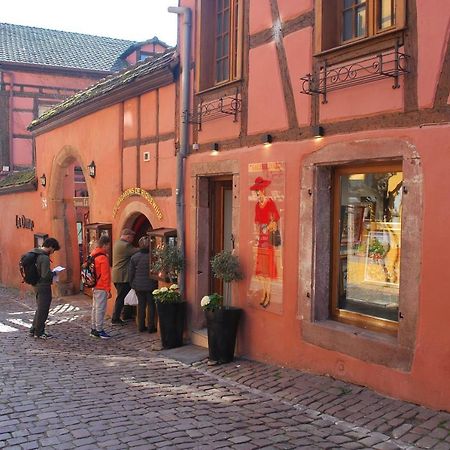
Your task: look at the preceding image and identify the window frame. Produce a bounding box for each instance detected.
[315,0,406,60]
[197,0,244,93]
[331,162,403,335]
[299,139,422,370]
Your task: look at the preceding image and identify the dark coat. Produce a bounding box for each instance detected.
[129,249,158,292]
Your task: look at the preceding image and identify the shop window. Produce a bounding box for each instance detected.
[332,164,403,334]
[317,0,405,53]
[198,0,243,91]
[299,140,421,370]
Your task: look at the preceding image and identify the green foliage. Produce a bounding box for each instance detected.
[368,237,389,259]
[210,250,243,283]
[151,244,184,282]
[200,293,223,311]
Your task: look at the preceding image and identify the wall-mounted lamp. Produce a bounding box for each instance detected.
[313,126,324,138]
[39,173,47,187]
[263,134,273,146]
[210,143,219,156]
[87,160,96,178]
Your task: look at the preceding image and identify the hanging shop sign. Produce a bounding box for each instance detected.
[73,197,89,208]
[16,215,34,231]
[112,187,163,220]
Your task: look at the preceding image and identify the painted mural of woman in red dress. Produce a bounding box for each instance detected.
[250,176,280,308]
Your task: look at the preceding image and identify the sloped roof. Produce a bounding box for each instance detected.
[0,168,36,190]
[0,23,136,72]
[29,49,178,130]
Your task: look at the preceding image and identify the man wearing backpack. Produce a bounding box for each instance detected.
[29,237,61,339]
[111,228,139,325]
[90,234,112,339]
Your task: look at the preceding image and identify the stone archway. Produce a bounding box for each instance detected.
[47,145,93,295]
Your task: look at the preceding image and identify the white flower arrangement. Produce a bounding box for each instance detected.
[200,293,223,312]
[152,284,181,303]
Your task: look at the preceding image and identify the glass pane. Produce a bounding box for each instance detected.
[223,9,230,33]
[216,60,223,82]
[343,10,353,41]
[379,0,394,29]
[344,0,354,8]
[356,6,367,37]
[216,36,223,58]
[217,11,223,34]
[337,170,403,322]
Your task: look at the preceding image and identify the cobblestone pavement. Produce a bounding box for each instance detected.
[0,286,449,450]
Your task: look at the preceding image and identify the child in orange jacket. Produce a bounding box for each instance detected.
[90,235,112,339]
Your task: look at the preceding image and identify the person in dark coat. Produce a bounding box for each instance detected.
[129,236,158,332]
[29,237,61,339]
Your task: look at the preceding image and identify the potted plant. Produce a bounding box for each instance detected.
[151,245,186,349]
[201,250,244,365]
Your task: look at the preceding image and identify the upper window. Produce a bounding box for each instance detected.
[318,0,405,53]
[198,0,243,91]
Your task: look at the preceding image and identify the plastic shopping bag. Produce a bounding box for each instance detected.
[124,288,138,306]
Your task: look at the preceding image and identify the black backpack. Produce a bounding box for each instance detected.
[19,251,40,285]
[80,253,105,288]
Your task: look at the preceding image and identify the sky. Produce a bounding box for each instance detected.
[1,0,179,45]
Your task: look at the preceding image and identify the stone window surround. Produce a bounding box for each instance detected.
[299,138,422,371]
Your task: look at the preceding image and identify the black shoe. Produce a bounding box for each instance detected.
[148,327,157,333]
[111,319,126,325]
[34,332,53,340]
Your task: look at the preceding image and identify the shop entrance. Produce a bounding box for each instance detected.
[209,177,233,302]
[121,212,152,319]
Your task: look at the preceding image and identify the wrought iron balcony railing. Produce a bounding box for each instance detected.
[185,91,241,130]
[301,45,409,104]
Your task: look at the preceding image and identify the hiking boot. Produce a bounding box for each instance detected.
[34,332,53,340]
[90,329,100,338]
[98,330,111,339]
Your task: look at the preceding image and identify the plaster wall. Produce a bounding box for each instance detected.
[185,125,450,411]
[416,0,450,108]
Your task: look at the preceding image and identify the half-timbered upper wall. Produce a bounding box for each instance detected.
[0,69,101,169]
[184,0,449,145]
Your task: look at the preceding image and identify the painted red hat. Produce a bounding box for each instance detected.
[250,176,271,191]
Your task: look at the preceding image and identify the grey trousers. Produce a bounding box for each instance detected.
[31,285,52,336]
[91,289,108,332]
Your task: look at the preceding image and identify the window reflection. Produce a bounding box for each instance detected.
[335,168,403,326]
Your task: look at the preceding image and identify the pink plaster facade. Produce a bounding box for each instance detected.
[178,0,450,411]
[0,1,448,413]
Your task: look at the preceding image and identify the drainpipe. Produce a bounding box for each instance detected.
[168,6,192,298]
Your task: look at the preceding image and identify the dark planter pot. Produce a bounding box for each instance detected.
[156,301,186,349]
[205,307,242,363]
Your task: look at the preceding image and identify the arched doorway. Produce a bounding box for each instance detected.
[48,146,92,295]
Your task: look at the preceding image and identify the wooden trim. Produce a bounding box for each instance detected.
[12,134,32,140]
[190,106,449,153]
[123,132,176,148]
[156,89,160,189]
[137,96,141,187]
[403,0,418,112]
[119,102,124,193]
[433,30,450,108]
[240,0,250,139]
[30,68,175,135]
[0,61,110,78]
[270,0,299,129]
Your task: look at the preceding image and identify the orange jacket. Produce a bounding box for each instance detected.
[91,247,111,291]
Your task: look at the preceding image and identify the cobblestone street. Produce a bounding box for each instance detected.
[0,286,449,450]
